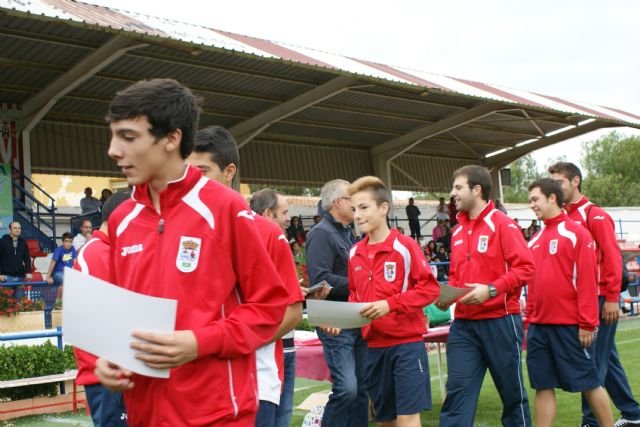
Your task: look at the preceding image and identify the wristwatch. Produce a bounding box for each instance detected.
[487,284,498,298]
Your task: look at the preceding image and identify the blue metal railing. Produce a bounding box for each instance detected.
[1,281,61,328]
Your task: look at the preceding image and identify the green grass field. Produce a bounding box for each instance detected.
[289,316,640,427]
[3,317,639,426]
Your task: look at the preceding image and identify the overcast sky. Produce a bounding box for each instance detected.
[86,0,640,170]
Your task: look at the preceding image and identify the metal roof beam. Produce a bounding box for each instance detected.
[230,76,359,148]
[370,102,504,159]
[483,120,611,169]
[21,35,145,132]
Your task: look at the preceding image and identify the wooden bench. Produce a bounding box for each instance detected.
[0,370,85,416]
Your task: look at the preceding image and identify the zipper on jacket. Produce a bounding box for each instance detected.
[158,218,164,234]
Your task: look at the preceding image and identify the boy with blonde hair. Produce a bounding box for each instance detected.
[347,176,440,427]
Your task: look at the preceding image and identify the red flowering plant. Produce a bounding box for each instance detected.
[0,286,44,316]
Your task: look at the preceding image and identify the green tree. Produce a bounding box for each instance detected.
[581,131,640,206]
[503,154,542,203]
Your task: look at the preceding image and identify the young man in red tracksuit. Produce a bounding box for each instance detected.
[249,189,305,427]
[525,178,613,427]
[550,162,640,427]
[185,125,303,427]
[347,176,440,427]
[437,165,534,427]
[94,79,289,427]
[74,190,131,427]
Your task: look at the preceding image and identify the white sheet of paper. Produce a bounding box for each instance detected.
[437,283,471,303]
[306,299,372,329]
[62,268,177,378]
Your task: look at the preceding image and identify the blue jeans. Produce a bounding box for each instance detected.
[84,384,127,427]
[317,327,369,427]
[275,350,296,427]
[440,316,531,427]
[256,400,277,427]
[582,296,640,425]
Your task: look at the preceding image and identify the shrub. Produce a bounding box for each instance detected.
[0,342,77,401]
[296,317,315,332]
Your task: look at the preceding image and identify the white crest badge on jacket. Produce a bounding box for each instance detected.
[549,239,558,255]
[384,262,396,282]
[477,235,489,253]
[177,236,202,273]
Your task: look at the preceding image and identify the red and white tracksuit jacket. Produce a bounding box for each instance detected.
[565,195,622,302]
[526,212,599,331]
[108,165,289,426]
[73,230,109,386]
[348,229,440,347]
[253,214,304,405]
[449,201,535,320]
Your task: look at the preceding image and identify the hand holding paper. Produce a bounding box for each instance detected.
[63,268,178,378]
[306,299,371,329]
[436,282,471,305]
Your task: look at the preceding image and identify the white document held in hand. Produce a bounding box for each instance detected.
[306,299,372,329]
[62,267,178,378]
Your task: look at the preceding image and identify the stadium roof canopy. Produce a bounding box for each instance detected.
[1,0,639,193]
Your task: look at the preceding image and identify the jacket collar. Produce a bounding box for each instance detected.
[564,194,589,215]
[91,230,110,246]
[543,211,567,227]
[131,165,203,212]
[457,200,495,226]
[356,228,398,258]
[323,211,350,232]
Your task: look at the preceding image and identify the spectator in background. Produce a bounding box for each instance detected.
[99,189,113,206]
[290,241,303,261]
[287,216,306,244]
[432,220,447,243]
[0,221,32,301]
[311,215,322,230]
[405,197,422,240]
[436,197,449,221]
[433,245,450,281]
[46,232,77,285]
[424,240,437,261]
[80,187,102,214]
[448,196,459,226]
[437,226,452,252]
[72,219,93,250]
[495,198,508,214]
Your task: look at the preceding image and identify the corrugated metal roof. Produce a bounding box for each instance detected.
[1,0,639,190]
[2,0,637,125]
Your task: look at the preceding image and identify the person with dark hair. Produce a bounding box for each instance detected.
[46,232,77,285]
[448,195,459,227]
[525,178,613,427]
[188,127,303,427]
[347,176,440,426]
[95,80,289,427]
[80,187,102,214]
[187,125,238,186]
[438,165,534,427]
[99,189,113,206]
[74,189,131,427]
[436,197,449,221]
[549,161,640,427]
[0,221,32,301]
[286,216,306,244]
[405,197,422,240]
[424,240,437,261]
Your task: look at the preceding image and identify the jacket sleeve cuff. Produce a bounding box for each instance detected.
[386,296,398,312]
[604,290,619,303]
[579,323,596,332]
[493,278,507,296]
[192,326,222,357]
